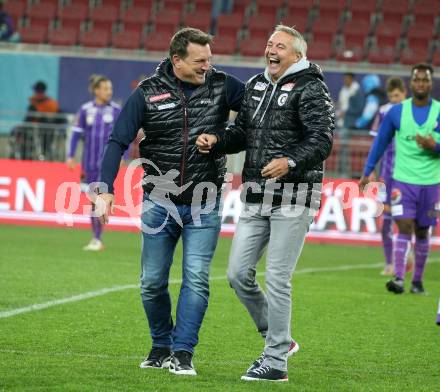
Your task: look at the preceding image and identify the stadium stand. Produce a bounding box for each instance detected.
[0,0,436,66]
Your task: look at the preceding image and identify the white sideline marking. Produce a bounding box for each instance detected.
[1,259,439,320]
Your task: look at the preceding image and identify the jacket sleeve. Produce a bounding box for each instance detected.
[290,80,334,172]
[212,86,249,154]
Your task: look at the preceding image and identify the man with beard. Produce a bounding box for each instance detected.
[360,64,440,295]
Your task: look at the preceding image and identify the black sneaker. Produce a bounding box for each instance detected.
[410,281,426,294]
[169,350,197,376]
[241,365,288,382]
[386,278,404,294]
[140,347,171,369]
[247,339,299,372]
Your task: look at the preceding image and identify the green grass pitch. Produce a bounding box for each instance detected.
[0,225,439,391]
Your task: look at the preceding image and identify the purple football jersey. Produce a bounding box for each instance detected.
[72,100,121,174]
[371,102,395,182]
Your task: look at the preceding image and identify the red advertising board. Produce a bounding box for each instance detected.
[1,159,439,247]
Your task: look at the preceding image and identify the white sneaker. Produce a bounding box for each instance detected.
[83,239,104,251]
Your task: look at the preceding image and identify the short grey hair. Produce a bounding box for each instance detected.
[273,25,307,57]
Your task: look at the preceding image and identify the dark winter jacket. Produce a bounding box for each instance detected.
[215,59,334,207]
[137,59,232,204]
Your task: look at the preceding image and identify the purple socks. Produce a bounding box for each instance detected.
[381,217,393,266]
[413,237,429,283]
[393,233,411,280]
[91,216,103,240]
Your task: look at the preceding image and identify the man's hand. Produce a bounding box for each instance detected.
[261,158,289,179]
[66,157,76,170]
[358,175,371,192]
[196,134,218,154]
[416,134,436,151]
[94,193,114,224]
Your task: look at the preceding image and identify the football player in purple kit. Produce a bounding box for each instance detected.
[369,77,414,276]
[67,75,122,251]
[360,64,440,294]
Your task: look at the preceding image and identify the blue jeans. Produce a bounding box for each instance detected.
[140,194,221,353]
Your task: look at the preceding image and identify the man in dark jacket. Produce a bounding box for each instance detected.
[97,28,244,376]
[197,25,334,382]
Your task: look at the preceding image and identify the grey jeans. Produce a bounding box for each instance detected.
[227,203,313,371]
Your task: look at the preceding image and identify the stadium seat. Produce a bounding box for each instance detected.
[120,6,151,25]
[412,0,440,24]
[90,20,115,34]
[153,9,182,34]
[212,35,238,55]
[28,2,58,20]
[247,13,278,39]
[238,36,267,57]
[80,29,111,48]
[348,0,377,12]
[100,0,123,8]
[279,15,308,34]
[27,17,53,33]
[287,2,314,20]
[343,19,371,36]
[59,18,83,32]
[58,4,88,22]
[193,0,213,13]
[347,0,377,24]
[162,0,186,13]
[121,22,145,34]
[406,21,435,43]
[399,47,429,64]
[311,16,340,43]
[317,0,346,20]
[216,12,244,38]
[254,0,284,19]
[374,21,402,40]
[19,25,48,44]
[367,46,397,64]
[112,30,142,50]
[48,28,78,46]
[344,34,367,49]
[4,0,26,20]
[380,0,410,25]
[132,0,154,6]
[432,49,440,66]
[67,0,90,6]
[89,5,119,23]
[335,45,364,62]
[144,31,173,52]
[307,40,333,61]
[182,11,211,32]
[232,0,253,15]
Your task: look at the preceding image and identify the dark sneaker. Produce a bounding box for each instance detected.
[386,278,404,294]
[169,350,197,376]
[241,365,288,382]
[140,347,171,369]
[436,313,440,326]
[247,339,299,373]
[410,281,426,294]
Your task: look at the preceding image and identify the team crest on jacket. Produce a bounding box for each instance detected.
[390,188,402,204]
[281,82,295,91]
[254,81,267,91]
[278,93,288,106]
[149,93,171,102]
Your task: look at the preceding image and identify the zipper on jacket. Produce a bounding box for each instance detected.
[179,87,189,187]
[255,83,275,171]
